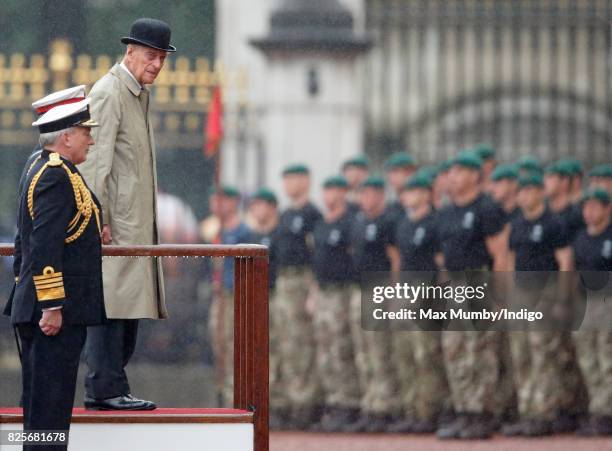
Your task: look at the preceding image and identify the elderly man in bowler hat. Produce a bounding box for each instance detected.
[78,18,176,411]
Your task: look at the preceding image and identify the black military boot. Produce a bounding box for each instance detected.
[364,413,395,433]
[458,413,494,439]
[576,415,612,436]
[436,412,471,439]
[319,407,360,432]
[386,416,417,433]
[342,412,369,433]
[501,420,528,436]
[551,411,579,433]
[522,419,553,437]
[269,407,290,430]
[289,405,322,431]
[410,418,438,434]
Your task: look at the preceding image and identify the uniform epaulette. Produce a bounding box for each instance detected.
[48,152,62,167]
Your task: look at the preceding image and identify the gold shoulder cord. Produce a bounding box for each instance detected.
[27,153,101,243]
[26,155,42,177]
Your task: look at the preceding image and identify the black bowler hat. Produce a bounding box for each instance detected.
[121,18,177,52]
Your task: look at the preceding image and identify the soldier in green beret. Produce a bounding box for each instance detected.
[433,159,453,209]
[545,161,585,242]
[517,156,543,177]
[556,158,584,204]
[384,152,418,227]
[588,164,612,194]
[276,163,324,428]
[310,176,361,431]
[247,188,287,428]
[206,184,252,406]
[490,163,520,220]
[388,172,451,434]
[345,175,402,432]
[342,155,370,213]
[502,173,574,437]
[436,152,509,439]
[572,188,612,436]
[544,161,590,430]
[473,143,497,191]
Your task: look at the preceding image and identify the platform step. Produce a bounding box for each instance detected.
[0,408,254,450]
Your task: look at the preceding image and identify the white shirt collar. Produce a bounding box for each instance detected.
[120,62,142,88]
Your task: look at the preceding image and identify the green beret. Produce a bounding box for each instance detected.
[342,155,369,170]
[438,158,454,173]
[252,187,277,204]
[588,164,612,179]
[385,152,416,170]
[210,184,240,198]
[416,165,439,180]
[490,163,519,181]
[282,163,309,176]
[545,161,573,177]
[582,187,610,205]
[562,158,583,175]
[323,175,349,189]
[402,172,433,191]
[453,151,482,170]
[474,143,496,161]
[517,156,542,173]
[360,175,386,189]
[518,173,544,188]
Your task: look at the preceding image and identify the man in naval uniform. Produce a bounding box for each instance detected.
[3,97,105,451]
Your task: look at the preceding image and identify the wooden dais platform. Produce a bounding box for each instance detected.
[0,407,255,450]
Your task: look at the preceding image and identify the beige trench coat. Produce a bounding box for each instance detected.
[79,64,167,319]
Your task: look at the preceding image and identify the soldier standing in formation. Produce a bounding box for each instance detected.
[341,156,370,215]
[346,176,401,432]
[246,188,287,428]
[390,171,451,434]
[275,164,323,428]
[311,176,361,431]
[572,188,612,436]
[384,152,418,227]
[489,164,520,219]
[473,144,497,193]
[207,186,251,406]
[503,173,574,436]
[435,152,509,439]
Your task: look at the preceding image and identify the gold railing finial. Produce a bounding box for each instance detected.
[49,39,73,91]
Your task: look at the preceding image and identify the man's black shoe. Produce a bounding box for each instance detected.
[84,394,157,411]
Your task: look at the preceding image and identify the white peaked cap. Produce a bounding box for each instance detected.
[31,85,87,114]
[32,98,98,133]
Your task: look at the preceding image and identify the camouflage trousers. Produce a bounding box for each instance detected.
[509,330,569,420]
[442,330,500,414]
[276,267,323,409]
[441,272,501,414]
[509,284,586,420]
[313,283,361,409]
[269,288,291,411]
[392,330,450,421]
[209,288,234,407]
[573,331,612,416]
[350,286,401,415]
